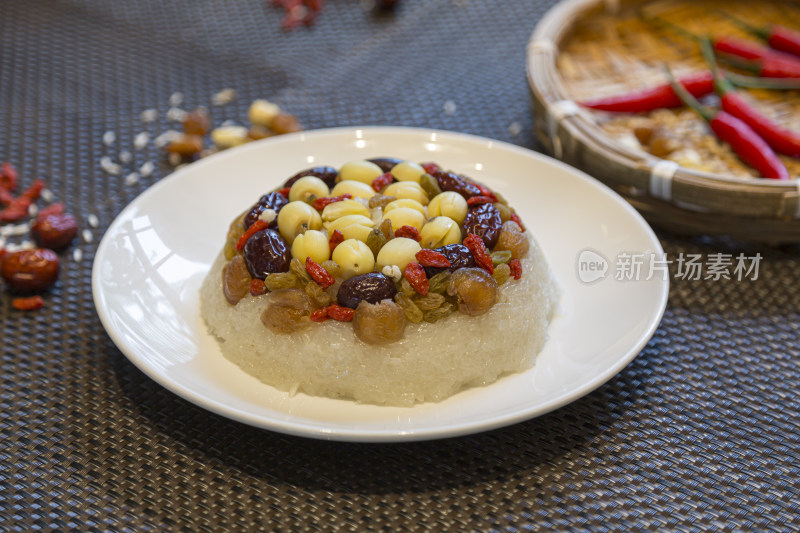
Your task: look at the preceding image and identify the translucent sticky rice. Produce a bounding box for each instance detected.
[200,235,559,406]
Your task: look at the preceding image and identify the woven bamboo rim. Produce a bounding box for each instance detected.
[527,0,800,242]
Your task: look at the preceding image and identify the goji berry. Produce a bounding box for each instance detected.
[0,201,30,223]
[510,212,525,232]
[394,225,421,242]
[235,219,269,251]
[0,162,18,191]
[21,179,44,201]
[305,257,335,289]
[12,295,44,311]
[466,195,494,207]
[421,162,440,174]
[278,186,291,198]
[310,307,330,322]
[249,278,267,296]
[463,233,494,275]
[509,259,522,280]
[404,261,429,296]
[312,193,351,211]
[0,188,14,206]
[474,182,498,202]
[415,249,451,268]
[371,172,393,192]
[327,303,355,322]
[329,229,344,255]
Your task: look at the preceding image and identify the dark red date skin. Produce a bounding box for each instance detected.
[368,157,403,173]
[32,213,78,250]
[243,191,288,230]
[243,229,292,279]
[282,166,339,189]
[462,203,502,249]
[1,248,59,293]
[432,170,482,199]
[423,243,476,278]
[337,272,397,309]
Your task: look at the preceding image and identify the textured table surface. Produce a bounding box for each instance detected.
[2,1,799,531]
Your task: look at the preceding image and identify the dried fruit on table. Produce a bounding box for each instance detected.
[1,249,59,293]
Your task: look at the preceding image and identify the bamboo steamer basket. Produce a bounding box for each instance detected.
[527,0,800,242]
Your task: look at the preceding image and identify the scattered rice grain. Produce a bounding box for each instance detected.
[169,92,184,107]
[134,132,150,150]
[211,88,237,106]
[40,188,54,203]
[100,156,122,176]
[3,223,29,237]
[166,107,188,123]
[154,130,181,148]
[139,161,155,177]
[87,214,100,228]
[124,172,140,186]
[102,131,116,146]
[72,248,83,262]
[28,204,38,217]
[140,109,159,123]
[443,100,457,115]
[508,122,522,136]
[119,150,133,163]
[82,229,94,243]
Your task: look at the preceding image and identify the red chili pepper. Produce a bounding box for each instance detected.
[404,261,429,295]
[717,11,800,58]
[0,162,18,191]
[415,249,451,268]
[305,257,335,289]
[312,193,351,211]
[249,279,267,296]
[235,219,269,251]
[328,229,344,255]
[702,38,800,158]
[466,195,494,207]
[12,295,45,311]
[580,71,715,112]
[421,162,440,174]
[509,259,522,280]
[463,233,494,274]
[666,66,789,180]
[394,225,421,242]
[371,172,394,192]
[721,53,800,79]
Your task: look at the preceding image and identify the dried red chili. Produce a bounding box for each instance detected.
[394,225,421,242]
[580,71,715,112]
[305,257,335,289]
[12,295,44,311]
[249,278,267,296]
[328,229,344,255]
[415,249,451,268]
[666,66,789,180]
[312,193,351,211]
[371,172,393,192]
[466,195,495,207]
[235,219,269,251]
[404,261,429,296]
[509,259,522,280]
[702,38,800,157]
[463,233,494,274]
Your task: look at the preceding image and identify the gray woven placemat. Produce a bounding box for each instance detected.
[1,1,799,531]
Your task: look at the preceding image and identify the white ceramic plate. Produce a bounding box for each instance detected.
[92,127,668,442]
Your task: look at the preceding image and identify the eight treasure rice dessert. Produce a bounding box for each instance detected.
[200,157,559,406]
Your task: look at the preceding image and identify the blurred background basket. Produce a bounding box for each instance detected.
[527,0,800,242]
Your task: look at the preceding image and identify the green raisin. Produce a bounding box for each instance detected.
[365,228,388,257]
[491,250,513,266]
[305,280,332,308]
[394,293,423,323]
[265,271,299,291]
[321,260,341,278]
[420,173,442,198]
[428,271,451,294]
[290,257,312,284]
[368,193,396,209]
[413,292,446,311]
[492,263,511,286]
[423,302,453,323]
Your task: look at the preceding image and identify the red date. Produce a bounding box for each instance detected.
[1,248,60,293]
